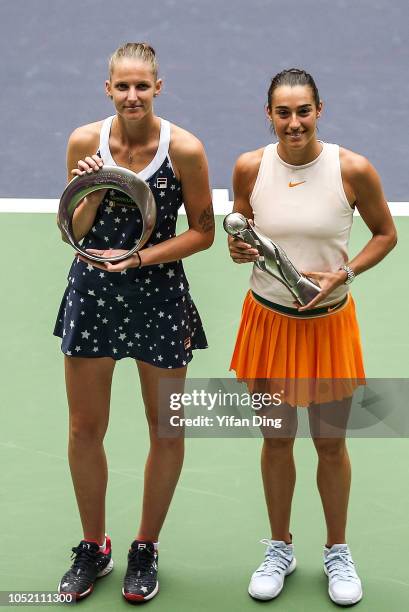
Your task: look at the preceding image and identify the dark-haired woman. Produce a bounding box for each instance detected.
[54,42,214,602]
[228,69,396,606]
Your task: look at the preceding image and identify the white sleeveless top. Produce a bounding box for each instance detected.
[98,115,173,179]
[249,142,353,308]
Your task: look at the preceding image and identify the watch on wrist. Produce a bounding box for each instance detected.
[340,265,355,285]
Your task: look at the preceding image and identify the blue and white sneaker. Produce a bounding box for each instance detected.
[324,544,363,606]
[248,539,296,600]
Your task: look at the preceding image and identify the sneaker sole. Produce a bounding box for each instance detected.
[122,581,159,603]
[98,558,114,578]
[248,557,297,600]
[323,566,363,606]
[57,558,114,600]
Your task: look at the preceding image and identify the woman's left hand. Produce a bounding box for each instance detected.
[76,249,141,272]
[296,269,347,311]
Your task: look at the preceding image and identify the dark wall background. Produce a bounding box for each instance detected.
[1,0,408,199]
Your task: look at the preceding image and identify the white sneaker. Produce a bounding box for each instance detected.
[324,544,363,606]
[248,539,296,600]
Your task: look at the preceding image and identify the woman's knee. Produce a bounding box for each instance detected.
[263,437,295,453]
[147,419,184,449]
[313,437,347,460]
[69,418,108,445]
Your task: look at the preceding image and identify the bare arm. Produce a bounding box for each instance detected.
[77,128,214,271]
[228,150,262,264]
[298,150,397,310]
[58,123,105,243]
[343,152,397,275]
[137,131,214,267]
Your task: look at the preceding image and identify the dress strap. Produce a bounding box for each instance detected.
[98,116,115,163]
[96,116,171,180]
[137,119,171,181]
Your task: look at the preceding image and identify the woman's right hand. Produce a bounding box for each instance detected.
[228,235,259,264]
[71,154,104,177]
[71,155,107,207]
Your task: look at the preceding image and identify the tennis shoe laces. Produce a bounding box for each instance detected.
[58,537,113,600]
[248,538,296,600]
[324,544,363,605]
[122,540,159,602]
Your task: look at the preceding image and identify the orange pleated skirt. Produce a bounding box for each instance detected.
[230,291,365,406]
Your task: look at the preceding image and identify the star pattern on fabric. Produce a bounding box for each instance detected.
[57,154,207,366]
[69,160,187,302]
[59,285,204,366]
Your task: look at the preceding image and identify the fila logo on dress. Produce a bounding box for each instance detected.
[156,177,168,188]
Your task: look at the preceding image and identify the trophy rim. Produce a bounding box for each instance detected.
[57,165,157,263]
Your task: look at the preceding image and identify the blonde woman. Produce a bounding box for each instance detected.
[54,42,214,602]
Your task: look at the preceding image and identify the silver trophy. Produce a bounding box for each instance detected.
[224,212,320,306]
[58,165,156,263]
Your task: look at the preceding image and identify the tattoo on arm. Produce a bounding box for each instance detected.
[198,205,215,233]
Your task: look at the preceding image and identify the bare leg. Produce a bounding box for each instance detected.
[65,356,115,543]
[309,398,352,546]
[261,437,296,543]
[258,399,298,543]
[135,360,186,541]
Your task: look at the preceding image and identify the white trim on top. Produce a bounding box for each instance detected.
[99,116,171,181]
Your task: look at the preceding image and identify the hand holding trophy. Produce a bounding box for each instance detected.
[224,212,321,306]
[58,165,156,263]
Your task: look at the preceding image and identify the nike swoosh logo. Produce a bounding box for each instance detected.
[288,181,306,188]
[327,304,339,313]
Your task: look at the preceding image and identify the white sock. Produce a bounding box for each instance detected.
[99,537,107,552]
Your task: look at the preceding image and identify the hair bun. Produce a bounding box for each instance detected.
[109,42,159,78]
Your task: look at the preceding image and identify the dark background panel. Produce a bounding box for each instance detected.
[1,0,408,198]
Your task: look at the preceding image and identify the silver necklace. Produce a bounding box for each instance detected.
[128,147,137,166]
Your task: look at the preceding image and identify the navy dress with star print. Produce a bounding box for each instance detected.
[54,117,208,367]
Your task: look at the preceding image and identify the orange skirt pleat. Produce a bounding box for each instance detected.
[230,292,365,406]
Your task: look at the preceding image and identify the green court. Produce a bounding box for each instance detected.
[1,214,408,611]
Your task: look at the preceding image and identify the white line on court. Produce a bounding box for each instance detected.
[0,190,230,214]
[0,192,407,215]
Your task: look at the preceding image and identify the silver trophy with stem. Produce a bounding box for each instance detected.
[224,212,321,306]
